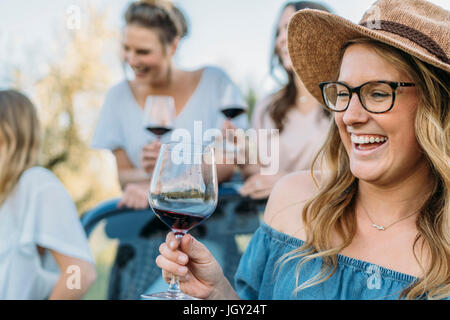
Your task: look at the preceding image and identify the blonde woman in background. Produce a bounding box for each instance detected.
[91,0,247,209]
[0,90,96,299]
[155,0,449,300]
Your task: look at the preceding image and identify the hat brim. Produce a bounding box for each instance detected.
[288,9,450,104]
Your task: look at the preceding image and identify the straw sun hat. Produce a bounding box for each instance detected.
[287,0,450,104]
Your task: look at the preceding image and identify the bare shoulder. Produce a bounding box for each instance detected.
[263,170,321,240]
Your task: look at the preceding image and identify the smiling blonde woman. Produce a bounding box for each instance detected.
[155,0,449,300]
[91,0,247,210]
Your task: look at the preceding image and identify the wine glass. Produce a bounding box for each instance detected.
[216,84,247,156]
[141,142,218,300]
[143,95,176,140]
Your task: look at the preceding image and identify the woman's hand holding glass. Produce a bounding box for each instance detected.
[219,120,249,164]
[117,182,149,209]
[141,142,226,300]
[156,232,235,300]
[239,172,284,200]
[141,140,162,174]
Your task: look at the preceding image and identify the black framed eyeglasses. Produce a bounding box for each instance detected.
[318,81,415,114]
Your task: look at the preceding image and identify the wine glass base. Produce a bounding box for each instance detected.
[141,291,201,300]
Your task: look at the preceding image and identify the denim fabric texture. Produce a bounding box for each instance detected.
[235,222,425,300]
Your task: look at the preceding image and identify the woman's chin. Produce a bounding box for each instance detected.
[134,73,151,83]
[349,162,386,183]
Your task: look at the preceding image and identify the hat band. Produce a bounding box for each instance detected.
[360,20,449,64]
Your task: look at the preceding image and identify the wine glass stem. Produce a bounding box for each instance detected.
[167,233,184,294]
[168,275,181,293]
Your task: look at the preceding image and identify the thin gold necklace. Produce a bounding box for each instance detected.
[360,202,419,231]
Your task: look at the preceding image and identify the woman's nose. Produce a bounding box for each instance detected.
[342,94,370,126]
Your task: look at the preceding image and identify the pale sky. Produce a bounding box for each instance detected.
[1,0,449,97]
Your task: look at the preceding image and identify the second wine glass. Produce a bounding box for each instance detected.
[143,95,176,140]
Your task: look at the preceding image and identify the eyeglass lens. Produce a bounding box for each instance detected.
[323,82,394,112]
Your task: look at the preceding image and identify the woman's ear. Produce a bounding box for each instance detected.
[169,36,180,56]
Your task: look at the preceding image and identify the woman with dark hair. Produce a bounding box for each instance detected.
[238,2,332,200]
[91,0,247,209]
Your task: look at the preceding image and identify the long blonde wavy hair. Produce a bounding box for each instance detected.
[278,39,449,300]
[0,90,40,207]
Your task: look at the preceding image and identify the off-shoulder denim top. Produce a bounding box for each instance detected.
[234,222,428,300]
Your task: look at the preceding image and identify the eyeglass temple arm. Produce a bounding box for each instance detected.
[398,82,415,87]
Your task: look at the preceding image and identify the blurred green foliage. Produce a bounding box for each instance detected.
[244,85,258,121]
[9,7,122,215]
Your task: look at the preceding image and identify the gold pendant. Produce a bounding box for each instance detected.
[372,224,385,231]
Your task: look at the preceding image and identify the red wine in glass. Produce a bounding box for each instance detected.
[143,96,176,140]
[220,106,246,119]
[153,207,211,236]
[146,126,173,137]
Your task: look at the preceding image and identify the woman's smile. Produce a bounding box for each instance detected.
[350,133,389,155]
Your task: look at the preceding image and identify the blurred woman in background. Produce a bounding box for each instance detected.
[92,0,247,209]
[0,90,96,299]
[238,1,332,199]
